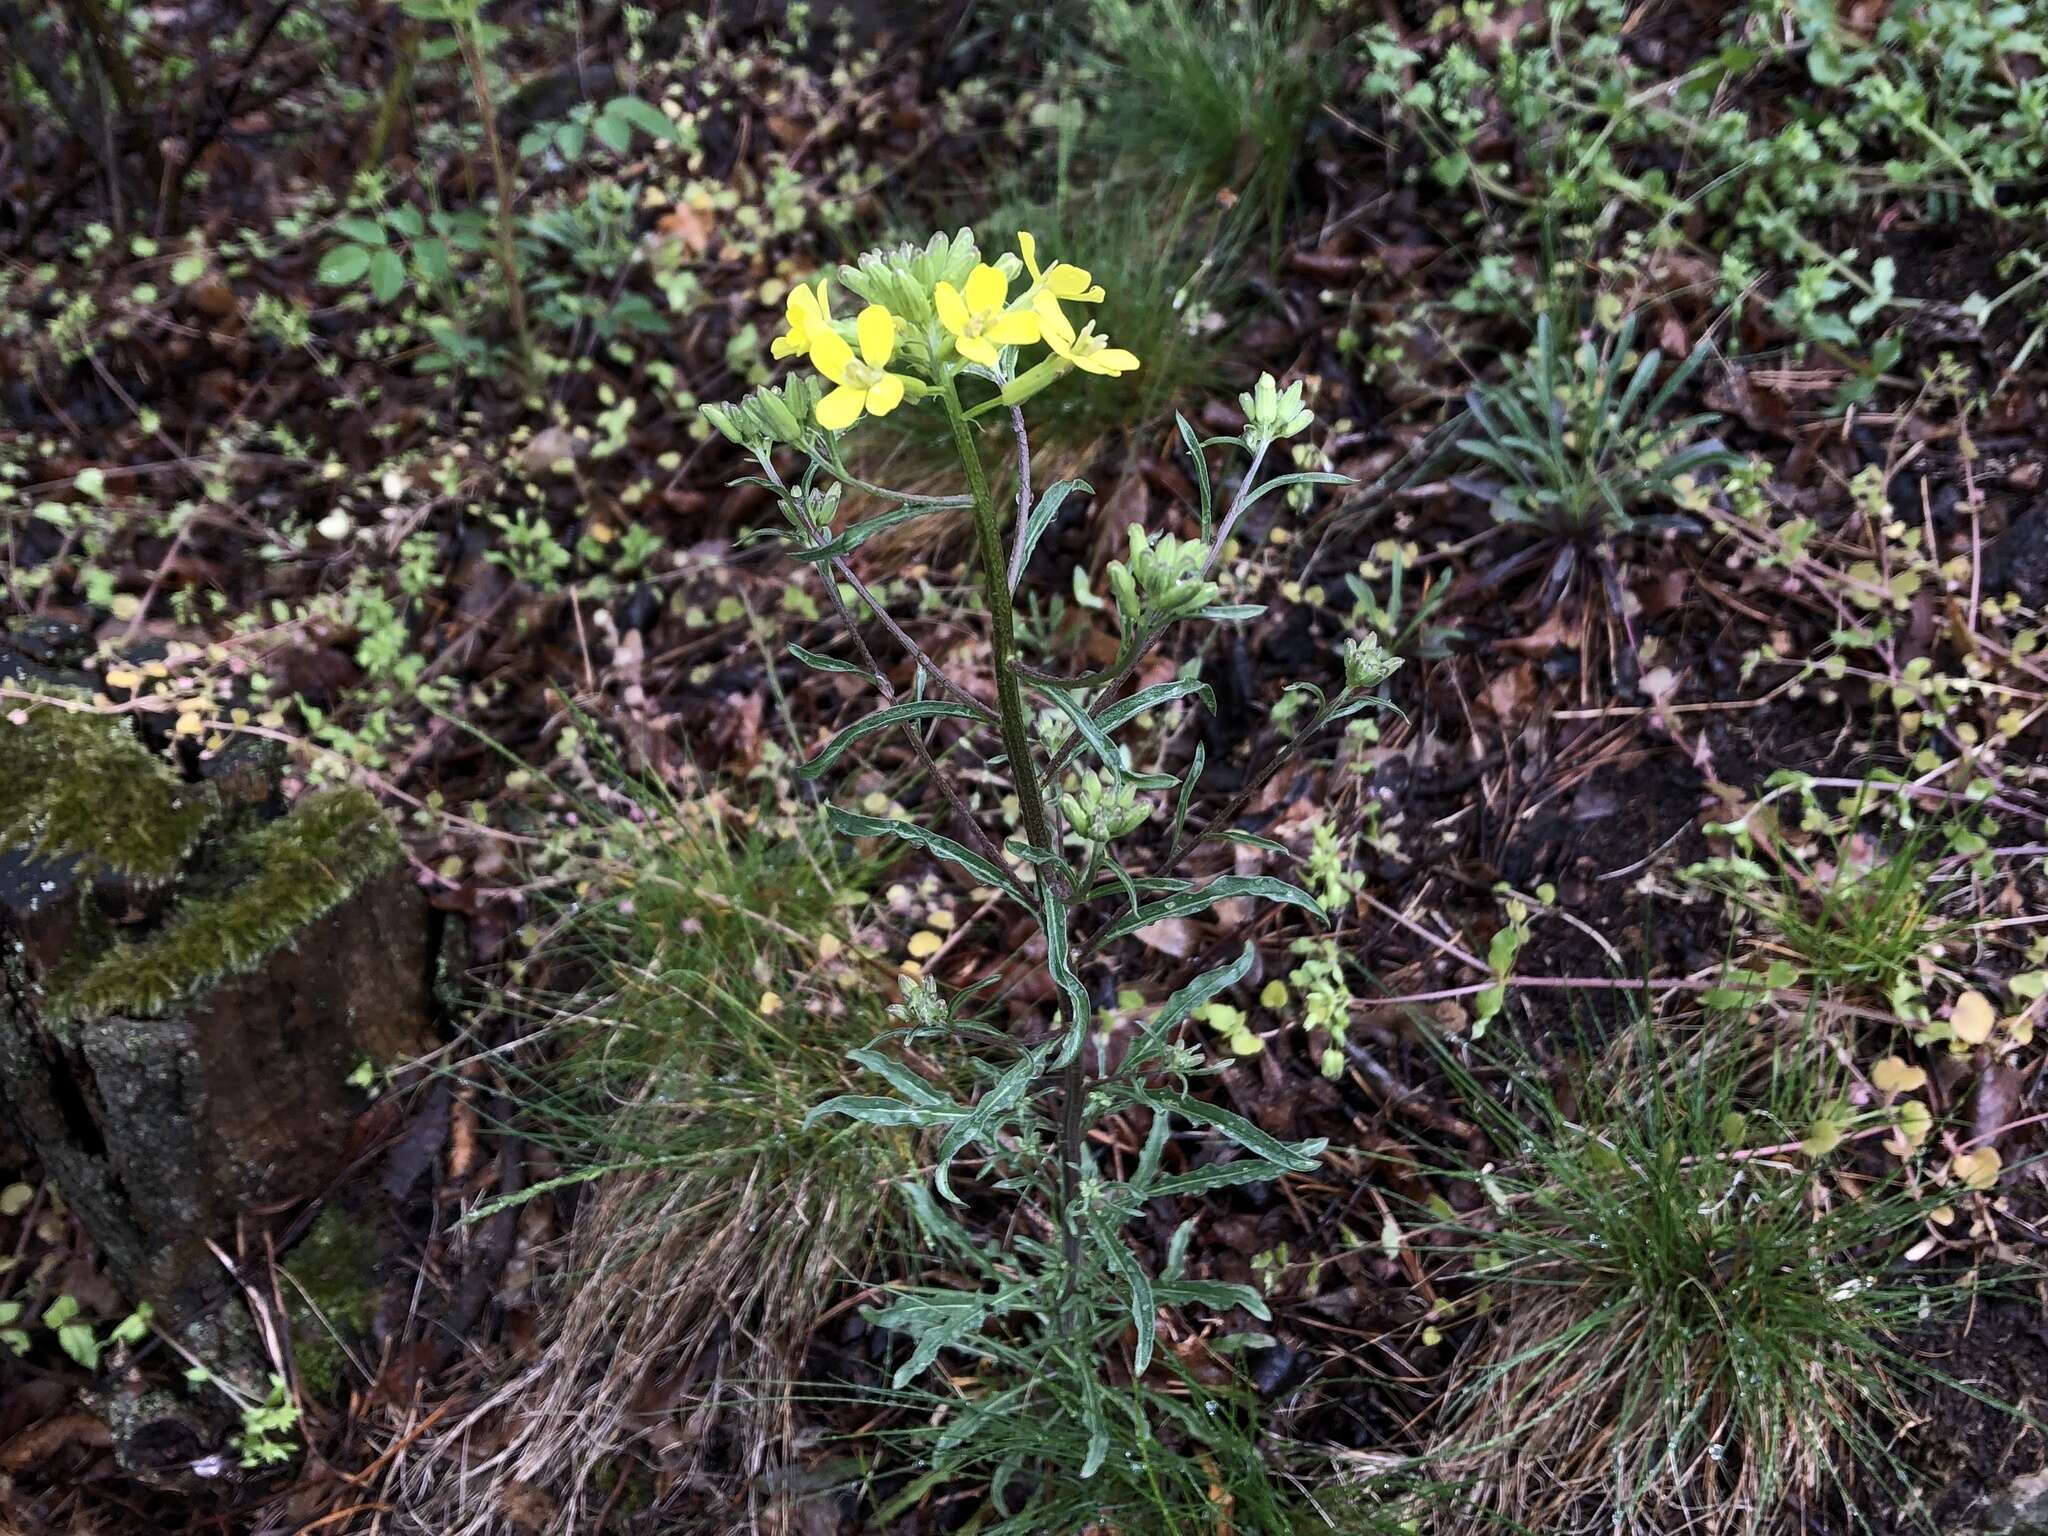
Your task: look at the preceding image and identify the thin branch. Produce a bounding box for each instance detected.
[1005,405,1034,592]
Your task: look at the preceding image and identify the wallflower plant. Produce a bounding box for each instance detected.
[704,228,1396,1488]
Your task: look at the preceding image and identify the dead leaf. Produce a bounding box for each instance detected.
[1952,1145,2002,1191]
[654,203,714,255]
[1134,917,1195,958]
[1871,1055,1927,1094]
[1951,990,1997,1046]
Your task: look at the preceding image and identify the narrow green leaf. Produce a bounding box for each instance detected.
[1093,676,1215,736]
[1012,478,1090,588]
[826,806,1027,904]
[790,502,952,563]
[803,1094,964,1131]
[1106,1239,1157,1376]
[1042,891,1092,1068]
[1039,686,1123,780]
[1151,944,1257,1033]
[934,1046,1044,1202]
[788,641,875,679]
[847,1048,951,1108]
[1170,743,1204,849]
[1241,470,1352,511]
[1154,1277,1273,1323]
[801,700,981,780]
[1135,1086,1327,1173]
[1096,876,1324,948]
[1177,414,1214,539]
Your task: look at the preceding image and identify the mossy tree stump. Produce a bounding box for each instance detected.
[0,673,436,1315]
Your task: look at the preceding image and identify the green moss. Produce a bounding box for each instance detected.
[0,702,220,882]
[47,788,400,1023]
[283,1208,380,1400]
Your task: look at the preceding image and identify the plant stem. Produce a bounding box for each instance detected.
[940,381,1054,859]
[940,379,1089,1285]
[455,20,532,382]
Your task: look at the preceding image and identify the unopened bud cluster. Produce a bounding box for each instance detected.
[1059,766,1149,843]
[1342,634,1402,692]
[701,373,823,452]
[1240,373,1315,451]
[1107,525,1218,628]
[889,973,953,1030]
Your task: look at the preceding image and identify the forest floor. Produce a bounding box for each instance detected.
[6,1,2048,1533]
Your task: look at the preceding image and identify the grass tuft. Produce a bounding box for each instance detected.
[402,769,912,1535]
[1425,1011,1955,1536]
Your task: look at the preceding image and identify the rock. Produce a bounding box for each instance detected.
[0,672,436,1316]
[1951,1468,2048,1535]
[1985,499,2048,609]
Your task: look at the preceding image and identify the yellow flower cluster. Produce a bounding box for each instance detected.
[771,232,1140,431]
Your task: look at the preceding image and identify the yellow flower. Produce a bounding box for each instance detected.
[812,304,914,431]
[934,263,1041,368]
[1039,303,1140,377]
[771,277,833,361]
[1018,231,1103,305]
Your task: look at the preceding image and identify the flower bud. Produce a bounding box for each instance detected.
[1240,372,1315,449]
[1342,635,1402,692]
[1059,766,1148,843]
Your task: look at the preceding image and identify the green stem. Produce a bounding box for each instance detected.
[941,379,1054,859]
[940,377,1088,1297]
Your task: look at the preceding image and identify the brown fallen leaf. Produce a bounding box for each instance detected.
[1133,916,1195,957]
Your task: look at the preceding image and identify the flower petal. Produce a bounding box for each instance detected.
[987,309,1041,345]
[815,383,865,431]
[810,327,854,384]
[934,281,970,335]
[1033,292,1075,344]
[1048,264,1099,300]
[866,372,907,416]
[964,263,1007,314]
[1017,230,1041,281]
[770,330,803,360]
[856,304,897,367]
[1096,347,1140,373]
[956,336,999,368]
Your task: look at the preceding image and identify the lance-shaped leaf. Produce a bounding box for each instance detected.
[1041,890,1093,1069]
[1092,676,1216,736]
[1095,875,1324,949]
[1154,1276,1273,1322]
[864,1290,995,1389]
[1240,470,1352,511]
[933,1044,1045,1203]
[1152,944,1257,1035]
[1010,478,1091,588]
[847,1047,952,1108]
[1038,686,1124,780]
[788,641,877,680]
[1146,1157,1309,1199]
[826,806,1028,904]
[790,501,952,562]
[1177,413,1213,538]
[801,700,985,779]
[1134,1086,1327,1173]
[803,1094,967,1131]
[1103,1236,1158,1376]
